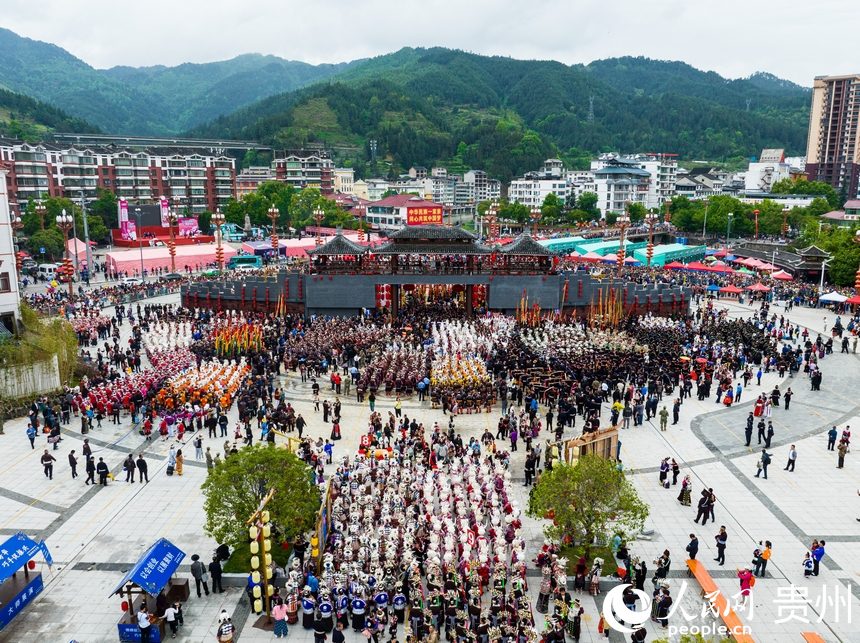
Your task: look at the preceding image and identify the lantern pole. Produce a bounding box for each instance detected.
[247,488,276,623]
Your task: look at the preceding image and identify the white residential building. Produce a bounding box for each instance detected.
[0,169,21,333]
[592,161,651,215]
[365,179,391,201]
[565,170,596,202]
[744,148,792,192]
[333,168,355,194]
[591,153,677,208]
[508,177,570,209]
[463,170,501,203]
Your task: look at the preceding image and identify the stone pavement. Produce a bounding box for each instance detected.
[0,294,856,641]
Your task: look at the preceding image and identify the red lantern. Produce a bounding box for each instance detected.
[121,601,129,612]
[27,560,36,570]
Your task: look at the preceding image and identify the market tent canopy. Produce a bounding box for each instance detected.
[771,270,794,281]
[756,262,776,271]
[846,295,860,305]
[601,253,618,263]
[684,261,709,271]
[111,538,186,596]
[706,284,721,291]
[819,291,848,303]
[579,251,603,262]
[737,267,756,275]
[719,285,743,294]
[746,282,772,292]
[105,244,238,274]
[0,532,52,584]
[623,256,640,265]
[67,238,91,265]
[664,261,685,269]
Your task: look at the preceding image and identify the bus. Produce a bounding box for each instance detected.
[227,255,263,271]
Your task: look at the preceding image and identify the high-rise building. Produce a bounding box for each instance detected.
[805,74,860,199]
[271,150,334,193]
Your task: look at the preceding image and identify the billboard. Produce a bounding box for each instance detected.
[159,196,170,227]
[177,217,198,237]
[406,205,443,225]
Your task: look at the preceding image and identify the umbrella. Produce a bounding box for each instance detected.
[695,357,708,364]
[819,291,848,303]
[679,356,691,362]
[771,270,794,281]
[719,284,743,294]
[724,254,737,262]
[746,283,771,292]
[664,261,685,269]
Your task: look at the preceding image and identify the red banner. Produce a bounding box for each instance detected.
[406,205,443,225]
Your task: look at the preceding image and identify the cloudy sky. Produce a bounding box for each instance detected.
[4,0,857,84]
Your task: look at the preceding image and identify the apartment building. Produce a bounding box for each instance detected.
[591,153,677,209]
[463,170,501,203]
[0,138,236,214]
[236,166,276,198]
[271,150,334,193]
[806,74,860,199]
[333,167,355,194]
[0,169,21,333]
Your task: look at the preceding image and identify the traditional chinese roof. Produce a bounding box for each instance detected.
[306,233,367,256]
[387,225,477,241]
[796,245,830,258]
[496,233,555,256]
[372,242,492,255]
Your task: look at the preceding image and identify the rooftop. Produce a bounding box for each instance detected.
[306,233,368,256]
[387,225,476,241]
[497,233,555,256]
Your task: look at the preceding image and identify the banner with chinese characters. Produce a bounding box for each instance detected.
[160,197,170,227]
[406,205,443,225]
[0,573,42,631]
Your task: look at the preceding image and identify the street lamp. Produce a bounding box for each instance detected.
[853,230,860,296]
[35,201,46,230]
[819,257,830,293]
[616,206,631,272]
[726,212,734,255]
[529,206,541,237]
[356,205,366,242]
[55,209,74,300]
[313,207,325,246]
[753,209,760,240]
[701,209,708,240]
[485,204,499,244]
[212,209,226,271]
[11,214,24,275]
[267,205,279,255]
[645,211,659,267]
[134,207,146,281]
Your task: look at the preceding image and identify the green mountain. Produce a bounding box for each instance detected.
[0,87,98,141]
[192,48,811,179]
[0,28,355,135]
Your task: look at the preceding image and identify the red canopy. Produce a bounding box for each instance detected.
[664,261,685,269]
[579,251,603,262]
[771,270,794,281]
[719,284,743,294]
[846,295,860,305]
[746,282,771,292]
[685,261,709,271]
[708,264,735,274]
[746,258,765,268]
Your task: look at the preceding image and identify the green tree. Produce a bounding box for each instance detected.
[197,211,212,235]
[577,192,600,218]
[290,188,354,229]
[627,202,647,224]
[87,188,118,230]
[498,200,531,225]
[201,445,320,547]
[771,178,840,209]
[27,229,64,261]
[527,455,648,558]
[541,193,563,224]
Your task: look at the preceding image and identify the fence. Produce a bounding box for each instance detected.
[0,354,61,399]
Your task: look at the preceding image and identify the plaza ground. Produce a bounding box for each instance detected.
[0,294,857,641]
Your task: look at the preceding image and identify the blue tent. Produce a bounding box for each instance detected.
[706,284,721,292]
[111,538,186,596]
[0,533,51,585]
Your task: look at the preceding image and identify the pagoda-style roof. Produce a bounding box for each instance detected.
[796,245,830,259]
[306,233,367,256]
[497,232,555,256]
[372,242,492,255]
[387,225,477,241]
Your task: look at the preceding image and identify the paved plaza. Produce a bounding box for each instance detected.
[0,295,857,642]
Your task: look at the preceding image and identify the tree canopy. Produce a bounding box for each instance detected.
[527,455,648,557]
[201,444,321,547]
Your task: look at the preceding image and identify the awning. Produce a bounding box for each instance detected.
[111,538,186,596]
[819,291,848,303]
[0,533,49,584]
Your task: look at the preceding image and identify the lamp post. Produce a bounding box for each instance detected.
[134,207,145,281]
[819,258,830,293]
[753,209,760,240]
[11,214,23,275]
[485,205,498,244]
[356,205,366,242]
[212,209,226,271]
[313,207,325,246]
[616,207,630,272]
[35,201,46,230]
[726,212,733,256]
[701,209,708,240]
[529,206,541,237]
[55,209,74,300]
[80,190,92,280]
[645,211,658,267]
[854,230,860,296]
[267,206,279,256]
[167,207,178,273]
[663,200,672,225]
[781,209,788,237]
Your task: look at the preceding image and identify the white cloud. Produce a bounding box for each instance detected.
[2,0,858,84]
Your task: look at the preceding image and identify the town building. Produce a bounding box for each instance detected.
[744,149,792,192]
[0,138,236,214]
[674,168,727,200]
[0,169,21,333]
[805,74,860,199]
[235,166,276,198]
[591,159,651,214]
[463,170,501,203]
[820,199,860,227]
[591,153,677,209]
[365,194,444,231]
[271,150,334,193]
[332,168,355,194]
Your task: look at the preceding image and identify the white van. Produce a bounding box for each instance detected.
[38,264,59,280]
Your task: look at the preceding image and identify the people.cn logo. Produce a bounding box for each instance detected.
[601,584,652,634]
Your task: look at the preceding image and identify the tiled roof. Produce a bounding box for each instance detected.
[796,245,830,258]
[387,225,477,241]
[372,242,492,255]
[497,233,555,256]
[306,234,367,256]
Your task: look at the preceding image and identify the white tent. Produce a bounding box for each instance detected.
[819,291,848,303]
